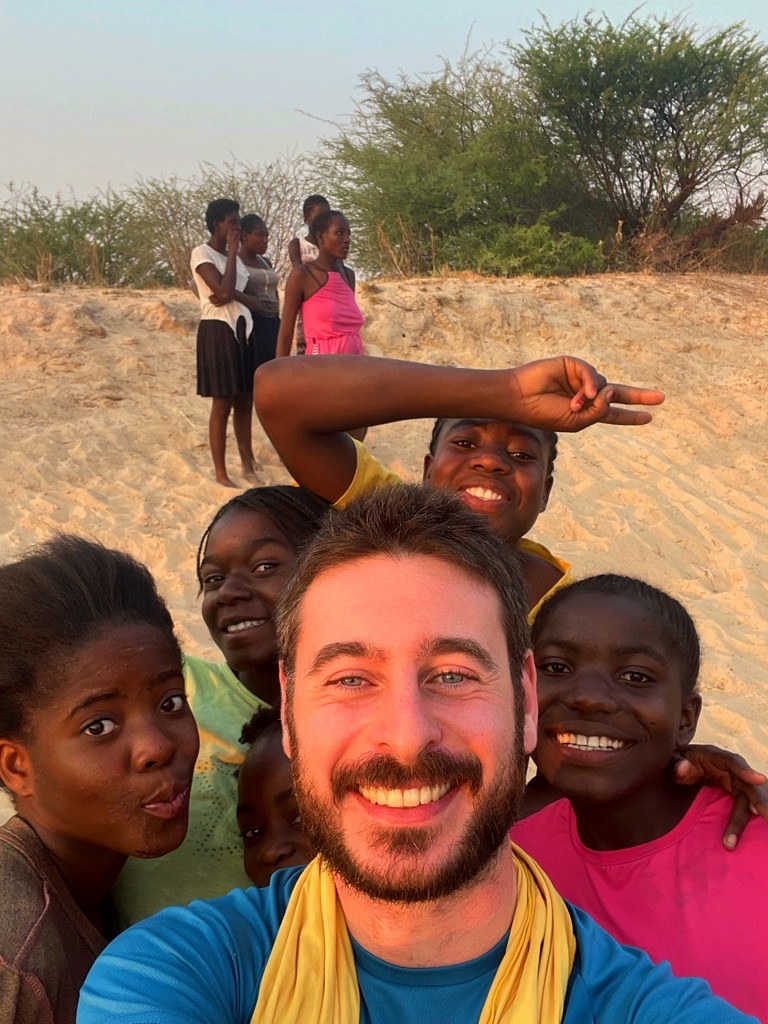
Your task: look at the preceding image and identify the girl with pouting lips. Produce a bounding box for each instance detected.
[113,485,330,926]
[0,535,199,1024]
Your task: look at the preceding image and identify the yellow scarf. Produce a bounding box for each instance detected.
[252,844,576,1023]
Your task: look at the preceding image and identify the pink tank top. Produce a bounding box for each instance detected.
[302,271,364,343]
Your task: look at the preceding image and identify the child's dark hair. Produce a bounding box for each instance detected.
[302,194,329,218]
[196,485,331,590]
[532,574,701,695]
[205,197,240,233]
[428,419,558,476]
[0,534,179,742]
[240,705,282,746]
[311,209,346,240]
[241,213,266,234]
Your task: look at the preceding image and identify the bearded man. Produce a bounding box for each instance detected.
[78,485,756,1023]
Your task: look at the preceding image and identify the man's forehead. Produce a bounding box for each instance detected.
[295,553,503,636]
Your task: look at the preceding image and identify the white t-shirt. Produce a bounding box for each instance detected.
[299,229,319,264]
[190,244,253,339]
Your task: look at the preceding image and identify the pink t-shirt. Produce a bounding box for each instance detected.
[511,787,767,1020]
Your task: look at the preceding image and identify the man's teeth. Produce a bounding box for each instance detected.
[464,487,503,502]
[225,620,264,634]
[358,782,452,808]
[556,733,627,751]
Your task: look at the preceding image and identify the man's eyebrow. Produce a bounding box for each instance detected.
[308,641,387,674]
[418,636,500,674]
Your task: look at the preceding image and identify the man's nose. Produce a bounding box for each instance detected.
[375,682,443,763]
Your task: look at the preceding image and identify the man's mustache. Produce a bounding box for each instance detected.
[331,750,483,800]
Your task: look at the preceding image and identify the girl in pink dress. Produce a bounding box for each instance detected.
[276,210,364,358]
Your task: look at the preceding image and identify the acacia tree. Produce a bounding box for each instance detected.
[514,15,768,238]
[322,47,603,276]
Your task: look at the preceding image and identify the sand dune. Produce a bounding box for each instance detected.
[1,273,766,821]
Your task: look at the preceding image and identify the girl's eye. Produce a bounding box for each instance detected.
[240,826,263,841]
[84,718,117,737]
[619,669,652,685]
[290,814,303,831]
[509,450,535,461]
[451,438,474,449]
[160,693,187,713]
[202,573,224,590]
[253,562,279,574]
[539,660,571,676]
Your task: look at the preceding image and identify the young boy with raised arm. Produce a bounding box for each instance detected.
[254,354,659,616]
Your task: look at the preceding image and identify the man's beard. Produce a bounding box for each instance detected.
[289,728,527,904]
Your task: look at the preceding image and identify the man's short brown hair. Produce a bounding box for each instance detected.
[276,483,530,689]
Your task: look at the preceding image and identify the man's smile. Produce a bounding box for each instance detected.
[358,782,453,807]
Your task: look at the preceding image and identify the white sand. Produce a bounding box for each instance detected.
[1,274,766,820]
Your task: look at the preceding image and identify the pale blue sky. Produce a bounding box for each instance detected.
[2,1,766,196]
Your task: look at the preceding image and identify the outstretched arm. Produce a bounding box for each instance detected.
[254,354,665,503]
[674,744,768,849]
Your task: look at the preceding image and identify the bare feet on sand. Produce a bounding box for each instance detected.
[215,473,238,488]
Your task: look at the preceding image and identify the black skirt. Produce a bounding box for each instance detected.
[251,314,280,370]
[196,318,252,397]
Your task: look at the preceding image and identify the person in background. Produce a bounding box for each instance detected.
[511,574,768,1020]
[277,210,363,360]
[190,198,256,488]
[113,485,329,925]
[287,194,330,269]
[287,194,331,356]
[237,707,313,887]
[239,214,280,371]
[0,535,199,1024]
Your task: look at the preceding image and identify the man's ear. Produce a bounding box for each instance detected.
[677,692,703,748]
[0,740,34,800]
[422,452,433,482]
[520,650,539,756]
[278,663,293,760]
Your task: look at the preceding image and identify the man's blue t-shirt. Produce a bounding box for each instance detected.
[77,866,757,1023]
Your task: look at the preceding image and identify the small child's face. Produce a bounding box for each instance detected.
[532,592,700,805]
[237,730,314,887]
